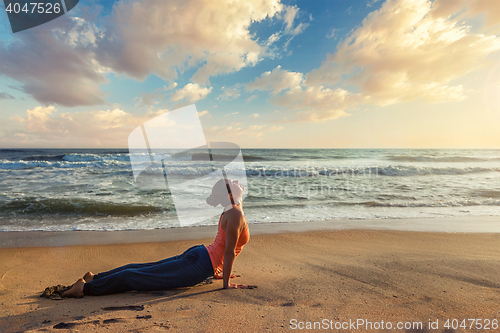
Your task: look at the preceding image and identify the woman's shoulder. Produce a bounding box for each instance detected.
[224,206,243,219]
[221,206,245,229]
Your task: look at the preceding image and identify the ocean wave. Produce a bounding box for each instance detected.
[62,153,133,163]
[471,190,500,198]
[2,157,499,177]
[0,160,59,170]
[241,197,500,210]
[357,199,500,207]
[243,153,351,161]
[24,154,66,161]
[0,149,32,153]
[108,154,132,162]
[189,153,260,162]
[387,155,500,163]
[62,154,101,162]
[173,150,355,162]
[245,165,500,177]
[0,197,168,216]
[374,165,500,176]
[0,159,127,170]
[130,152,175,162]
[249,199,500,208]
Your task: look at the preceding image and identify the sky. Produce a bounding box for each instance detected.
[0,0,499,149]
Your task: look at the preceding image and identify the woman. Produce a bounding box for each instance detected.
[62,178,252,297]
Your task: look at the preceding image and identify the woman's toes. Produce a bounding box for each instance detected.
[62,278,85,298]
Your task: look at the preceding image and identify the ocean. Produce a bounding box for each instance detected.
[0,148,499,232]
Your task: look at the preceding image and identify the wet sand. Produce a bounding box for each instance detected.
[1,218,500,332]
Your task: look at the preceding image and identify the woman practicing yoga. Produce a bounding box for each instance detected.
[62,178,252,297]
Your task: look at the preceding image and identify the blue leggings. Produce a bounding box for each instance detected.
[83,245,214,296]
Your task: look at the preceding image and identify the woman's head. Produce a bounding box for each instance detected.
[206,178,245,207]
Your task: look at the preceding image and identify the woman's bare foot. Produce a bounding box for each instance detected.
[83,272,94,282]
[62,278,85,298]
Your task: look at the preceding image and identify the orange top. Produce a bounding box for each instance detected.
[205,207,250,276]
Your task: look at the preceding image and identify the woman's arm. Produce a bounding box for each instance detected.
[213,273,236,279]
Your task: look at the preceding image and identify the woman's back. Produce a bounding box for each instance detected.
[206,206,250,276]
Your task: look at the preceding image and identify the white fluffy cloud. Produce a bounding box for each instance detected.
[281,5,308,36]
[306,0,500,106]
[430,0,467,18]
[218,86,241,100]
[270,86,362,122]
[5,106,169,147]
[467,0,500,28]
[197,110,209,117]
[10,106,56,132]
[246,66,362,121]
[247,66,303,94]
[0,17,106,107]
[205,124,284,142]
[1,0,306,107]
[170,83,212,103]
[248,0,500,122]
[95,0,301,85]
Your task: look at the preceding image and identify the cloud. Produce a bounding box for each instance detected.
[0,92,15,100]
[269,85,361,122]
[247,66,303,95]
[197,110,209,117]
[136,83,182,106]
[247,0,500,122]
[252,113,260,118]
[1,0,307,107]
[136,90,165,106]
[95,0,302,85]
[163,82,178,91]
[265,4,309,52]
[3,106,169,148]
[429,0,500,27]
[467,0,500,28]
[281,5,308,36]
[246,66,362,121]
[430,0,467,18]
[246,95,258,102]
[0,17,107,107]
[218,86,241,100]
[306,0,500,106]
[326,28,340,39]
[170,83,212,103]
[367,0,382,7]
[10,106,56,132]
[205,124,284,142]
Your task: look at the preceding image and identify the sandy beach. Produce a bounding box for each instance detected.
[1,219,500,332]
